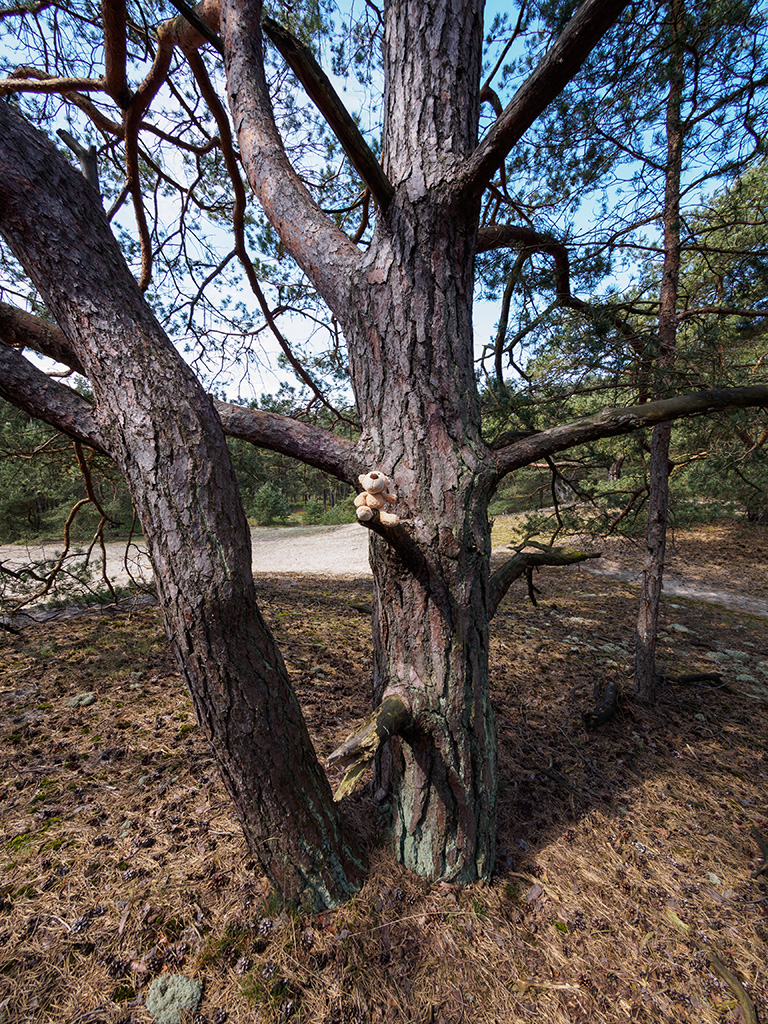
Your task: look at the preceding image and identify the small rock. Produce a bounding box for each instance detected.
[68,692,96,707]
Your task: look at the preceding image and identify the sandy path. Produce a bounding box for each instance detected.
[0,524,372,590]
[3,525,767,620]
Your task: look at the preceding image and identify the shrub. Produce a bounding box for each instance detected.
[302,498,324,525]
[249,484,291,526]
[320,499,357,525]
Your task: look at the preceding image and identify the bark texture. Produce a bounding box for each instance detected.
[0,100,364,908]
[635,0,685,702]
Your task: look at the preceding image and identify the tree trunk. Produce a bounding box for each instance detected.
[369,531,496,881]
[635,420,672,699]
[341,182,496,881]
[0,101,364,909]
[634,0,685,702]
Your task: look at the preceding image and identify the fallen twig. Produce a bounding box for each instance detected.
[750,826,768,879]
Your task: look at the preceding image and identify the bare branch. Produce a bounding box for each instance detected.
[185,48,355,426]
[0,301,85,373]
[101,0,132,108]
[678,305,768,321]
[489,546,600,617]
[261,17,394,210]
[0,317,359,483]
[0,341,106,452]
[0,71,105,96]
[221,0,360,314]
[57,129,99,192]
[493,386,768,479]
[450,0,631,203]
[327,694,412,801]
[214,400,359,484]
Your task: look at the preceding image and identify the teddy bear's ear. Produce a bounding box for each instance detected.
[358,474,367,487]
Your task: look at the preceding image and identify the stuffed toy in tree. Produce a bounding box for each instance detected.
[354,470,399,525]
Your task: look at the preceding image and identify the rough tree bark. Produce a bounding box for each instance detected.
[0,100,364,909]
[635,0,685,702]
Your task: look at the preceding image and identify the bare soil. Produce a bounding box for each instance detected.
[1,519,767,1024]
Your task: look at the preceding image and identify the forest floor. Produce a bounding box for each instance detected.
[1,518,767,1024]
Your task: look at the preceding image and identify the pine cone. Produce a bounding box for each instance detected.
[235,956,251,975]
[391,887,405,903]
[164,942,187,966]
[257,918,274,937]
[145,952,164,974]
[261,961,276,980]
[212,1011,229,1024]
[108,958,129,979]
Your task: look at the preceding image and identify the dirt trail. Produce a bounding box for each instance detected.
[2,522,767,620]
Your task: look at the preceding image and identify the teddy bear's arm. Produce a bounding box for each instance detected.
[353,493,367,507]
[382,492,397,504]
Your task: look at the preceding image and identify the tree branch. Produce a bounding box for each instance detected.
[0,70,105,95]
[488,546,600,617]
[0,301,85,373]
[450,0,631,203]
[261,17,394,211]
[327,694,412,801]
[477,222,642,344]
[185,48,355,426]
[0,317,359,483]
[101,0,132,108]
[0,341,106,452]
[214,400,359,483]
[493,386,768,479]
[56,129,99,192]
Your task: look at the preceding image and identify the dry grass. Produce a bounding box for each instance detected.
[1,520,767,1024]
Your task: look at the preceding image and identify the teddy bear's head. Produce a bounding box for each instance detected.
[359,470,391,494]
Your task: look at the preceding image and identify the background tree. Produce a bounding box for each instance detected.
[1,0,767,908]
[474,0,768,700]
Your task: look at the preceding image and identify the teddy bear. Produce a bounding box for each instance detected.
[354,470,399,526]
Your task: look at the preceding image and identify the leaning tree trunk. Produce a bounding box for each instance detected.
[0,101,364,909]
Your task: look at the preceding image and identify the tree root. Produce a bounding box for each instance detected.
[583,681,619,729]
[327,694,412,802]
[706,950,759,1024]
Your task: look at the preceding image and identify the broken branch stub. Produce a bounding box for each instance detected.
[327,694,412,802]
